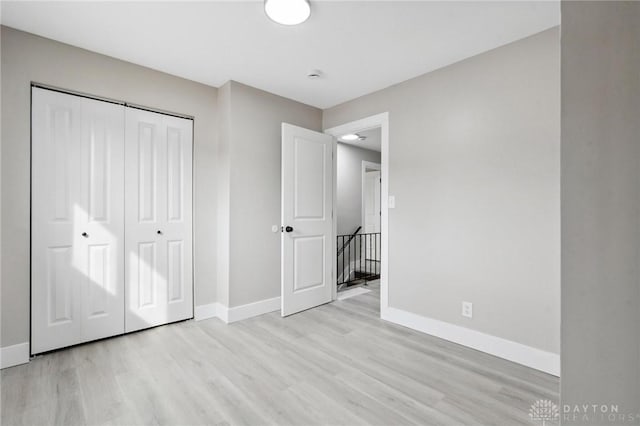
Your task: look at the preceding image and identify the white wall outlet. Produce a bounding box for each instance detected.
[271,225,279,233]
[388,195,396,209]
[462,301,473,318]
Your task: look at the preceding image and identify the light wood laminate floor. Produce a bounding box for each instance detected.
[1,282,558,425]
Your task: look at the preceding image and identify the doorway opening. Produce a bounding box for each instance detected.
[325,113,389,317]
[335,131,381,297]
[279,114,388,318]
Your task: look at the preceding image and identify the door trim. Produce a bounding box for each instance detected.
[324,112,390,315]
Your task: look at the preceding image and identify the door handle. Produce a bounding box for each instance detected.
[285,226,294,233]
[157,230,163,235]
[82,232,89,238]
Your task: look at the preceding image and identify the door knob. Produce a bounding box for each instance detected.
[157,230,163,235]
[285,226,294,233]
[81,232,89,238]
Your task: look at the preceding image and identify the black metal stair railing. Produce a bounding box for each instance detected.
[338,226,361,256]
[337,231,381,289]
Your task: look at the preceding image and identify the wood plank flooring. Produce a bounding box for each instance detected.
[1,282,558,425]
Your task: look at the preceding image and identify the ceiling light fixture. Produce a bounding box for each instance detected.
[340,134,359,142]
[265,0,311,26]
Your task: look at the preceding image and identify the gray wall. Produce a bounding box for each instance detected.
[0,26,219,348]
[561,2,640,422]
[337,143,381,235]
[218,81,322,308]
[324,28,560,353]
[216,82,231,308]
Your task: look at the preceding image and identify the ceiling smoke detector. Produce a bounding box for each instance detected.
[264,0,311,26]
[307,69,322,79]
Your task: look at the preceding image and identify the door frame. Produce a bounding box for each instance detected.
[324,112,389,316]
[361,160,381,232]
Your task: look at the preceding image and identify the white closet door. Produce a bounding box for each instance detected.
[31,88,125,354]
[124,108,193,332]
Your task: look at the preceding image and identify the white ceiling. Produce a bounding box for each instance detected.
[1,1,559,109]
[339,127,381,152]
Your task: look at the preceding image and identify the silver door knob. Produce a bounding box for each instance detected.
[157,230,163,235]
[82,232,89,238]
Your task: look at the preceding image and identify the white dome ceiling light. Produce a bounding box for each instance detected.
[265,0,311,26]
[340,134,359,142]
[340,133,368,142]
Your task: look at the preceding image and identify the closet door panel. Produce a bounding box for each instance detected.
[125,109,165,332]
[32,88,83,353]
[78,97,125,342]
[31,88,125,354]
[163,116,193,321]
[125,109,192,332]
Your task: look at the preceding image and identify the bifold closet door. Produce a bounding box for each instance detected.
[124,108,193,332]
[31,88,125,354]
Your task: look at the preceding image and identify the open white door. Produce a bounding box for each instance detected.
[281,123,334,316]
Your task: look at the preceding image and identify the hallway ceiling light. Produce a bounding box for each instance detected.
[340,134,359,142]
[265,0,311,26]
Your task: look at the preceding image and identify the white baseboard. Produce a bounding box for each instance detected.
[194,303,220,321]
[227,296,280,323]
[1,342,30,369]
[195,297,280,324]
[216,304,230,323]
[381,306,560,376]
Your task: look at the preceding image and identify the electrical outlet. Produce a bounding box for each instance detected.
[462,301,473,318]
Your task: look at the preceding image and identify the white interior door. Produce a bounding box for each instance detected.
[363,169,381,264]
[281,123,334,316]
[32,88,125,354]
[124,108,193,332]
[364,170,381,234]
